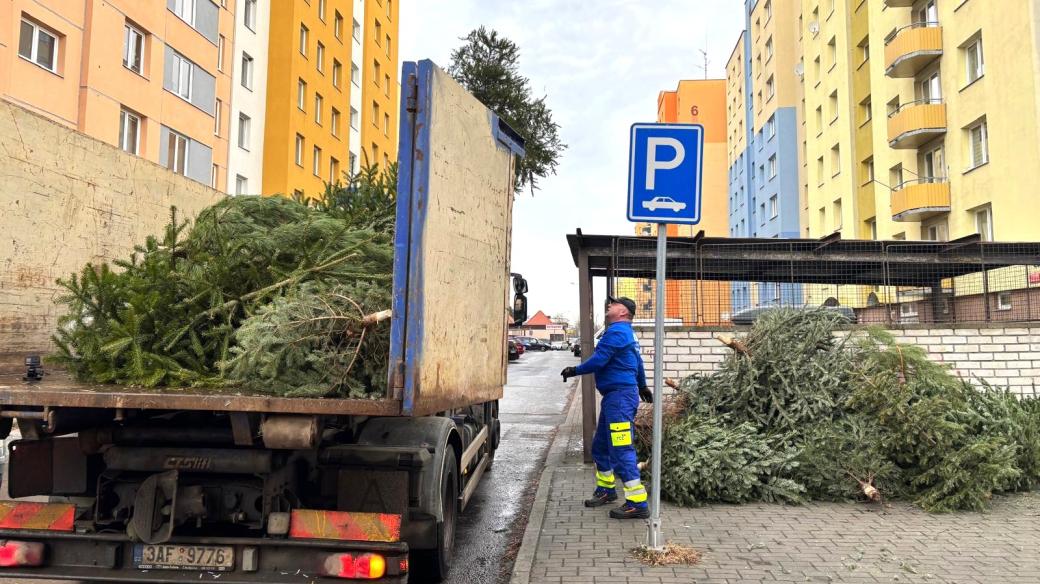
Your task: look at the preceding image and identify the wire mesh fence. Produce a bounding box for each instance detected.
[608,238,1040,326]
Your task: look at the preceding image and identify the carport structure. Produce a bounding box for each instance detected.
[567,229,1040,462]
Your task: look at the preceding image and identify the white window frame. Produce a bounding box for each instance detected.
[351,62,360,86]
[235,175,248,195]
[318,0,327,21]
[334,11,343,40]
[299,24,308,57]
[769,195,778,219]
[211,164,218,189]
[312,145,321,177]
[974,206,994,242]
[171,0,195,26]
[967,120,989,170]
[19,18,59,73]
[384,74,391,97]
[767,115,776,139]
[329,157,339,183]
[965,36,984,84]
[165,129,189,176]
[899,302,919,318]
[244,0,257,31]
[119,109,141,155]
[171,52,193,100]
[768,155,777,179]
[238,113,251,150]
[997,291,1012,311]
[295,134,304,166]
[315,93,323,125]
[123,22,144,74]
[217,34,225,72]
[316,42,325,73]
[765,38,773,61]
[213,98,221,135]
[384,112,390,136]
[350,107,359,130]
[332,59,341,88]
[352,19,361,42]
[297,79,306,111]
[331,108,340,137]
[241,53,254,90]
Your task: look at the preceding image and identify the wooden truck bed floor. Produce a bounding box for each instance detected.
[0,353,400,416]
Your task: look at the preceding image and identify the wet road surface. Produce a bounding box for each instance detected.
[0,350,578,584]
[432,350,577,584]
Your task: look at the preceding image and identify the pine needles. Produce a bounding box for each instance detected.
[53,168,397,398]
[640,309,1040,513]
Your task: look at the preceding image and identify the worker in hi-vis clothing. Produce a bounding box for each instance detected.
[561,296,653,519]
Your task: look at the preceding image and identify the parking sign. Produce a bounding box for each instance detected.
[627,124,704,224]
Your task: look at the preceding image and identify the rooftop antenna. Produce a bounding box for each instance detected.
[695,46,710,80]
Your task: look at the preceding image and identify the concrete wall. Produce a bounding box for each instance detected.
[0,98,224,352]
[635,323,1040,397]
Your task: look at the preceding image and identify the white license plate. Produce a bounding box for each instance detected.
[133,544,234,571]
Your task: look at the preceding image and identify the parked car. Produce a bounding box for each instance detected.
[508,340,519,361]
[550,341,568,350]
[525,338,552,352]
[508,337,526,355]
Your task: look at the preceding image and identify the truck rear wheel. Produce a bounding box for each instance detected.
[412,447,458,581]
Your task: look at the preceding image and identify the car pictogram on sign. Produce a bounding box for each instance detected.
[641,196,687,213]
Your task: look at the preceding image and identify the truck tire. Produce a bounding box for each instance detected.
[412,447,458,581]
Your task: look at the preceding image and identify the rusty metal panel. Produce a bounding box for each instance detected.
[391,61,523,417]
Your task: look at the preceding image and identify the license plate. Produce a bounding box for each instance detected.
[133,544,234,571]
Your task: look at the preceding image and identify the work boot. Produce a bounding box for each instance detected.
[609,501,650,519]
[583,486,618,507]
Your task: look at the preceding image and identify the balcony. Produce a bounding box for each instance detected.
[891,178,951,222]
[888,100,946,149]
[885,23,943,77]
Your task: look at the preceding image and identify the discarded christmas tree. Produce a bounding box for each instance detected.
[53,167,397,398]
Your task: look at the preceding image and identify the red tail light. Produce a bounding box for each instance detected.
[322,552,386,579]
[398,557,409,574]
[0,541,44,567]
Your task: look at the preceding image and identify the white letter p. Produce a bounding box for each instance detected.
[645,137,685,190]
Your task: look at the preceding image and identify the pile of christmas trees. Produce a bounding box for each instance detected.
[53,167,398,399]
[638,309,1040,512]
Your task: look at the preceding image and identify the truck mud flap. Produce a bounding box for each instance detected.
[0,530,408,583]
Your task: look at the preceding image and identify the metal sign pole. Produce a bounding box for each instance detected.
[647,224,667,550]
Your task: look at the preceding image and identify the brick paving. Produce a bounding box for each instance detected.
[510,386,1040,584]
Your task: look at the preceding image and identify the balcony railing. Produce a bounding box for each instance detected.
[891,177,951,222]
[888,99,947,149]
[885,22,943,78]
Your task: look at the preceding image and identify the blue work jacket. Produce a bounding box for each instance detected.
[574,321,647,393]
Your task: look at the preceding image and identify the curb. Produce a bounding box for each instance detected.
[508,378,584,584]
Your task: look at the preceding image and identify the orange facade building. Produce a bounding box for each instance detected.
[1,0,235,188]
[629,79,732,325]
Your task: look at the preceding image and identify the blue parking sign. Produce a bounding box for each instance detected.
[627,124,704,224]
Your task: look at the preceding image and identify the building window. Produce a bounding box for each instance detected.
[766,75,775,99]
[860,39,870,64]
[331,108,340,137]
[974,206,993,241]
[769,195,778,219]
[123,22,145,74]
[329,157,339,183]
[829,91,838,122]
[375,19,382,44]
[965,36,985,85]
[384,74,391,97]
[384,112,390,136]
[831,144,841,176]
[235,175,248,195]
[295,134,304,166]
[868,218,877,240]
[997,292,1012,311]
[350,107,359,130]
[828,37,837,69]
[297,78,306,110]
[299,24,308,56]
[351,62,360,86]
[816,157,824,186]
[244,0,256,31]
[862,157,874,185]
[815,106,823,133]
[352,19,361,42]
[967,119,989,169]
[385,35,391,56]
[383,152,389,168]
[861,97,872,123]
[372,101,380,127]
[119,109,141,155]
[165,129,188,175]
[765,37,773,61]
[332,59,342,88]
[241,53,254,90]
[293,189,304,199]
[318,0,326,21]
[171,0,195,25]
[214,98,221,135]
[19,18,59,73]
[833,199,843,229]
[315,93,323,125]
[349,152,357,173]
[768,155,777,179]
[170,51,193,100]
[764,0,772,20]
[767,116,776,139]
[900,303,918,319]
[238,113,250,150]
[372,143,380,165]
[334,11,343,40]
[210,164,218,188]
[217,34,225,71]
[316,42,325,73]
[374,60,381,84]
[313,146,321,176]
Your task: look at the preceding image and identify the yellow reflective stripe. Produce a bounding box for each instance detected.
[608,422,631,432]
[610,430,632,447]
[624,482,648,502]
[595,470,616,488]
[626,491,648,503]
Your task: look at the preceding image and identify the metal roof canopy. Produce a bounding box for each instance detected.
[567,231,1040,288]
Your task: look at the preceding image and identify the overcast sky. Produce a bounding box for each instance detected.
[400,1,745,324]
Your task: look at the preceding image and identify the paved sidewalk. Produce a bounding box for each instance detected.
[510,385,1040,584]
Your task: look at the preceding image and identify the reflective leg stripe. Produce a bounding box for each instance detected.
[596,469,616,488]
[623,479,648,503]
[610,422,633,447]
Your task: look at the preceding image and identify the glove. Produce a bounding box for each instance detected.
[561,367,577,382]
[639,386,653,403]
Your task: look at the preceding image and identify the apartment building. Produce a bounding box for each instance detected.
[727,0,804,313]
[360,0,398,170]
[802,0,1040,245]
[227,0,269,195]
[2,0,236,188]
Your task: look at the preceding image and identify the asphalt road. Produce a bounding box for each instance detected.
[0,350,578,584]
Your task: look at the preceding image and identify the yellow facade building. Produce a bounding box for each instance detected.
[360,0,398,170]
[1,0,236,189]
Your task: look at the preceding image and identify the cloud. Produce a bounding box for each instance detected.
[399,0,744,323]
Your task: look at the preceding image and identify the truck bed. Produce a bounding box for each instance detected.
[0,353,400,416]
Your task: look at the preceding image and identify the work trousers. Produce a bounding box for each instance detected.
[591,389,647,504]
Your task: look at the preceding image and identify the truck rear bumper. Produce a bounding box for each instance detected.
[0,529,408,583]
